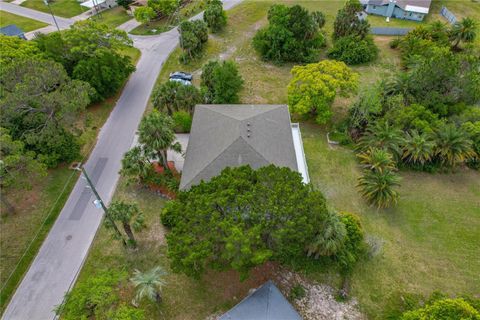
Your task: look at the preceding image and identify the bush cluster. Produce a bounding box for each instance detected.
[252,4,326,63]
[328,35,378,65]
[201,60,244,104]
[203,0,227,33]
[179,20,208,63]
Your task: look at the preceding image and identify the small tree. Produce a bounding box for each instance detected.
[179,20,208,63]
[134,6,156,25]
[306,212,347,258]
[201,60,244,103]
[0,128,47,214]
[137,110,181,170]
[357,147,396,173]
[203,0,227,33]
[148,0,179,18]
[328,35,378,65]
[358,121,404,161]
[434,125,474,168]
[106,201,145,247]
[401,130,436,165]
[333,0,370,40]
[287,60,358,124]
[357,169,401,208]
[130,266,167,305]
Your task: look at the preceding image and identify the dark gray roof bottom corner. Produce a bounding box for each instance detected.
[179,104,299,190]
[219,280,303,320]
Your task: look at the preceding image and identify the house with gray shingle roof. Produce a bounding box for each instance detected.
[219,281,303,320]
[366,0,432,21]
[179,104,309,190]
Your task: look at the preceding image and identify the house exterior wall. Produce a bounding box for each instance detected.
[366,3,426,21]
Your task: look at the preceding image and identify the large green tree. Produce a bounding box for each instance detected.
[163,165,329,278]
[252,4,326,63]
[0,128,47,214]
[0,34,42,68]
[0,58,91,167]
[151,81,202,115]
[178,20,208,63]
[287,60,358,124]
[333,0,370,40]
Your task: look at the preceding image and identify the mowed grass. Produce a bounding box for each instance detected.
[90,6,132,29]
[21,0,84,18]
[0,10,48,32]
[0,47,141,312]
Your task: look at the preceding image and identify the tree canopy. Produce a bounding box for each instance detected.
[178,20,208,63]
[288,60,358,124]
[200,60,244,104]
[203,0,227,33]
[162,165,329,278]
[333,0,370,40]
[252,4,326,63]
[151,81,202,115]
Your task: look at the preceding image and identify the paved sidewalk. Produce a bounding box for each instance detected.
[117,18,141,33]
[2,2,243,319]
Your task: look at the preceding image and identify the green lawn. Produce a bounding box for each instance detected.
[90,6,132,29]
[21,0,84,18]
[0,10,48,32]
[0,47,141,313]
[55,0,480,319]
[129,0,207,35]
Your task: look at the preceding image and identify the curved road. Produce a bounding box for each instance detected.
[1,1,242,319]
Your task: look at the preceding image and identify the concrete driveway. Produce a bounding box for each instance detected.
[1,0,243,319]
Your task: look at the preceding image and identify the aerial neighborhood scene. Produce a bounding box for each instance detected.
[0,0,479,319]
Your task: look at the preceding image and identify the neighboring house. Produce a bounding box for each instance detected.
[80,0,117,10]
[179,104,309,190]
[366,0,432,21]
[219,281,303,320]
[0,25,26,40]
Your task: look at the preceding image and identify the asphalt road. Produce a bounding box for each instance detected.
[0,1,74,29]
[1,0,243,319]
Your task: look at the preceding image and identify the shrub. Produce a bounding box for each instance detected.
[328,35,378,65]
[151,81,202,115]
[336,212,365,275]
[201,60,244,103]
[401,298,480,320]
[203,0,227,33]
[160,200,182,228]
[172,111,192,133]
[252,4,326,63]
[357,169,401,208]
[307,212,347,258]
[134,6,156,25]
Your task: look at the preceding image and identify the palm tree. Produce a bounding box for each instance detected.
[358,121,404,160]
[107,201,145,248]
[306,212,346,258]
[357,147,396,173]
[449,17,478,49]
[357,170,401,209]
[434,125,474,167]
[138,110,181,170]
[401,130,436,165]
[131,266,168,306]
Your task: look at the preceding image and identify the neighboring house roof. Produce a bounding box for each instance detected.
[219,281,303,320]
[179,104,298,190]
[0,25,25,37]
[367,0,432,13]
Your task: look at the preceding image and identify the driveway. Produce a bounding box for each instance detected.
[1,2,243,319]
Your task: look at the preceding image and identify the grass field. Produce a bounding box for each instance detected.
[45,0,480,319]
[0,47,141,313]
[90,6,132,29]
[0,10,48,32]
[21,0,84,18]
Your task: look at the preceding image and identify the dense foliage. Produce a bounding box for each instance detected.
[178,20,208,63]
[401,298,480,320]
[0,58,91,167]
[162,165,329,278]
[200,60,244,103]
[106,201,145,247]
[203,0,227,33]
[328,35,378,65]
[59,270,144,320]
[252,4,326,63]
[134,6,157,25]
[288,60,358,124]
[151,81,202,115]
[36,21,135,101]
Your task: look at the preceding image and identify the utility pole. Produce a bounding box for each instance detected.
[43,0,60,32]
[78,165,127,247]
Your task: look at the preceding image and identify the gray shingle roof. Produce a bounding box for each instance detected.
[219,281,302,320]
[179,105,298,190]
